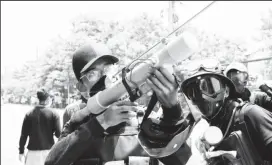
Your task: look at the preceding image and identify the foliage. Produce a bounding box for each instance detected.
[175,29,248,75]
[3,9,272,106]
[260,9,272,79]
[3,13,169,106]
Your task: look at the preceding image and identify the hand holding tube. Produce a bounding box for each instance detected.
[71,32,199,122]
[146,66,179,108]
[96,100,138,130]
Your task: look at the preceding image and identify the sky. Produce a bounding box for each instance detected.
[1,1,272,76]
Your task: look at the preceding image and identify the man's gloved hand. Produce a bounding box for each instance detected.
[96,100,139,130]
[146,66,179,108]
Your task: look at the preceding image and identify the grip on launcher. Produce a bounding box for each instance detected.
[72,32,199,121]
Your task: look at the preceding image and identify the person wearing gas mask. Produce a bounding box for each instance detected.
[45,42,185,165]
[224,62,272,111]
[178,61,272,164]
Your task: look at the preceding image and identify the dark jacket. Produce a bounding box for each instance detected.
[62,101,86,126]
[45,103,190,165]
[235,88,272,112]
[210,100,272,162]
[19,105,61,154]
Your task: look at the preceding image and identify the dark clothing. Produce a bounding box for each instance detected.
[212,100,272,162]
[62,101,86,126]
[45,104,185,165]
[19,105,61,154]
[235,88,272,112]
[251,91,272,112]
[240,104,272,161]
[234,88,252,101]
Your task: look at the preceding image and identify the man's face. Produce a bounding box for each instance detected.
[228,70,248,94]
[80,60,113,92]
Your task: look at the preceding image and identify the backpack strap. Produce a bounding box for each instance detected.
[234,100,257,148]
[141,92,158,127]
[236,99,248,124]
[222,105,237,140]
[213,100,246,147]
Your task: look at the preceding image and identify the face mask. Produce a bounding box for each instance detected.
[79,75,109,99]
[194,99,224,119]
[80,91,91,100]
[183,75,228,119]
[89,75,107,97]
[230,71,248,94]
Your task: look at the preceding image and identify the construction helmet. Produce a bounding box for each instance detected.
[223,62,248,77]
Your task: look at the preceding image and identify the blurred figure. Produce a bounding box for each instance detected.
[18,88,61,165]
[54,93,62,109]
[224,62,272,111]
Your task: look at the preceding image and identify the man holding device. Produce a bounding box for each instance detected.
[145,59,272,164]
[62,42,119,126]
[45,42,185,165]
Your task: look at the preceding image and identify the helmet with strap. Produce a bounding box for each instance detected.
[181,59,236,120]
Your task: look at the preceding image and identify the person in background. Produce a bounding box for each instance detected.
[224,61,272,111]
[19,88,61,165]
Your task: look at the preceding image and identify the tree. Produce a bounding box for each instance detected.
[260,9,272,79]
[5,13,169,106]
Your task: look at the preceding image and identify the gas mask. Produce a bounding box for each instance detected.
[78,75,111,100]
[182,74,230,120]
[228,70,249,94]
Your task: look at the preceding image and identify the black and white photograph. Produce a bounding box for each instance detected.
[1,1,272,165]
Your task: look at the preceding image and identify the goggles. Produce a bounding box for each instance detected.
[231,69,249,81]
[184,58,221,71]
[77,64,117,92]
[80,64,116,81]
[183,75,227,101]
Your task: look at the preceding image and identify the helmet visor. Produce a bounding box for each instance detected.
[183,75,226,101]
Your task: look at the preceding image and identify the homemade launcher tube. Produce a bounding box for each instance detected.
[72,32,199,121]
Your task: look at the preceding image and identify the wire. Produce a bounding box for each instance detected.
[113,1,217,77]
